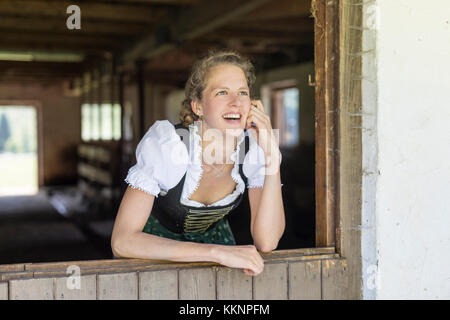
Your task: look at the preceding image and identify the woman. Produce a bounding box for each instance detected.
[111,51,285,276]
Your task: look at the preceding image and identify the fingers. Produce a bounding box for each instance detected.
[243,268,254,275]
[248,109,269,127]
[247,103,271,129]
[236,245,264,276]
[243,265,262,276]
[246,109,265,130]
[245,245,264,276]
[217,244,265,276]
[251,100,264,112]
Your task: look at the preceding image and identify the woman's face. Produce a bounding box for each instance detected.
[193,63,251,137]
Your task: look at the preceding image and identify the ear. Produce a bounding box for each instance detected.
[190,100,202,116]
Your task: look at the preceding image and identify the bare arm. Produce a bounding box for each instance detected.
[111,186,264,275]
[246,99,286,253]
[248,154,285,253]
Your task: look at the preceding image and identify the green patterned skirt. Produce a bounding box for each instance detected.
[142,214,236,246]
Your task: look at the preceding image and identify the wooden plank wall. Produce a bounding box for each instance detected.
[0,249,350,300]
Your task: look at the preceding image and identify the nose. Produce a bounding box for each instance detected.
[229,92,242,107]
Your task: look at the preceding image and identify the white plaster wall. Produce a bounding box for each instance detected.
[369,0,450,299]
[361,0,379,300]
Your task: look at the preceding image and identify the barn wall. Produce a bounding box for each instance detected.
[361,0,450,299]
[123,80,176,148]
[253,61,315,146]
[0,248,352,300]
[0,81,81,185]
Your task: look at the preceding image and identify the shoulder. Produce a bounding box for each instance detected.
[138,119,188,162]
[141,120,178,144]
[127,120,189,196]
[137,120,184,155]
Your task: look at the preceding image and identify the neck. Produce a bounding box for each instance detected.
[199,122,237,165]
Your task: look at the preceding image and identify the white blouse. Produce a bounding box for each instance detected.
[125,120,282,208]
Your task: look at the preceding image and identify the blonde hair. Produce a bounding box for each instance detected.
[179,50,255,127]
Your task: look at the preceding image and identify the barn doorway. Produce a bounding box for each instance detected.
[0,105,38,196]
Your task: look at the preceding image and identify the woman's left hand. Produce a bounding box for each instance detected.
[245,100,280,162]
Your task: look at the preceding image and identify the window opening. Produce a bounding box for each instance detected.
[0,106,38,196]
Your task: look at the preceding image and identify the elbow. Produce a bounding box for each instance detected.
[252,228,284,253]
[255,240,279,253]
[111,234,126,258]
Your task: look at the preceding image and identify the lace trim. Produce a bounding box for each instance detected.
[230,131,246,193]
[247,183,284,188]
[182,123,204,202]
[247,184,264,188]
[124,167,160,197]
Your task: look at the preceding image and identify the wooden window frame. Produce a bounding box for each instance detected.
[314,0,341,250]
[313,0,363,290]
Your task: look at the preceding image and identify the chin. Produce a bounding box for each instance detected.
[224,127,244,138]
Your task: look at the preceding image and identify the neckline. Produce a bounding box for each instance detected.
[181,123,246,207]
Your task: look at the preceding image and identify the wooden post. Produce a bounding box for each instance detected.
[314,0,340,247]
[136,61,146,139]
[338,0,363,299]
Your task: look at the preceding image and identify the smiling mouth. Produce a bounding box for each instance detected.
[222,113,241,120]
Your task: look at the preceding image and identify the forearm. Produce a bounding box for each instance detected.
[112,231,219,263]
[252,156,286,252]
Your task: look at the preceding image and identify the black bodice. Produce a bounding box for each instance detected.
[150,123,249,234]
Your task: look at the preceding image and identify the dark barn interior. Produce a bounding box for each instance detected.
[0,0,316,264]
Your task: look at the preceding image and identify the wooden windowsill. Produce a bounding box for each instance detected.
[0,247,337,281]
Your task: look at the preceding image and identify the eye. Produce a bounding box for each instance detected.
[216,90,227,96]
[238,91,249,96]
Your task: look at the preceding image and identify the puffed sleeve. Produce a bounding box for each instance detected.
[243,130,283,188]
[124,120,189,197]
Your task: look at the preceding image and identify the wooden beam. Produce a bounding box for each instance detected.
[314,0,328,248]
[174,0,273,41]
[338,0,363,298]
[0,32,132,52]
[0,43,109,56]
[235,17,314,33]
[0,60,84,80]
[245,0,311,21]
[0,16,156,36]
[136,61,146,138]
[205,28,314,44]
[314,0,339,248]
[122,0,272,64]
[0,0,170,23]
[90,0,200,4]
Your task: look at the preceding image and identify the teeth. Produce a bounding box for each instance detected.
[223,114,241,119]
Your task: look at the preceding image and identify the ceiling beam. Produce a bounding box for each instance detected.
[0,32,133,52]
[203,29,314,45]
[235,17,314,33]
[0,0,170,23]
[122,0,272,65]
[244,0,311,21]
[88,0,200,4]
[0,60,84,79]
[0,16,156,36]
[0,43,110,57]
